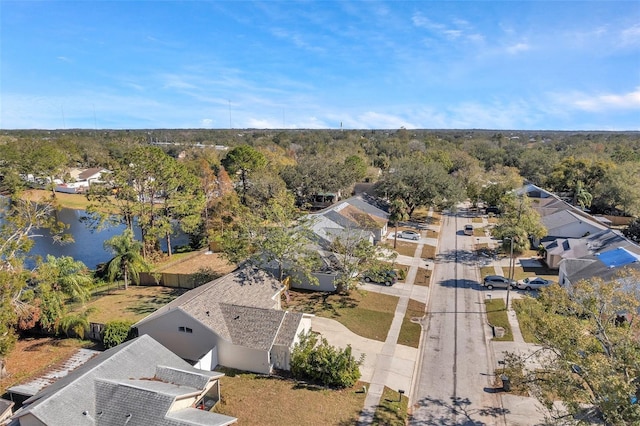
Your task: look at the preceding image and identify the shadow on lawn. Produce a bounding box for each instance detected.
[125,288,188,316]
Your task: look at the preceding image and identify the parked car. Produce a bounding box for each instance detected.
[363,269,398,286]
[464,224,474,236]
[482,275,515,289]
[517,277,552,290]
[399,230,420,240]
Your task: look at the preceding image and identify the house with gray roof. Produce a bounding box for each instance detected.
[134,266,311,375]
[9,335,236,426]
[558,232,640,287]
[309,194,389,245]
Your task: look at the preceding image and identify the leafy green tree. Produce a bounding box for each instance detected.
[291,330,363,388]
[478,166,523,209]
[503,272,640,424]
[329,229,394,294]
[104,229,150,290]
[388,198,409,249]
[221,145,267,206]
[374,157,464,217]
[156,160,205,256]
[593,162,640,217]
[492,193,546,255]
[219,191,321,285]
[36,255,93,303]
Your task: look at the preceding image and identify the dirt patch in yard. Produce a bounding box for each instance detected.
[157,251,236,275]
[1,336,97,396]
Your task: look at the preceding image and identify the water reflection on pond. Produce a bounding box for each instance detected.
[27,208,188,269]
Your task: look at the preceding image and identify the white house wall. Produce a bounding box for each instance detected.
[216,339,271,374]
[135,309,218,363]
[548,221,605,240]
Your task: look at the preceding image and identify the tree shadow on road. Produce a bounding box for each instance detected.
[410,395,509,425]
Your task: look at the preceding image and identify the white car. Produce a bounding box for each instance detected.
[399,230,420,240]
[517,277,552,290]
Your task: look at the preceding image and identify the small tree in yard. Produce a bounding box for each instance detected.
[291,331,363,388]
[502,270,640,425]
[101,320,134,349]
[104,229,150,289]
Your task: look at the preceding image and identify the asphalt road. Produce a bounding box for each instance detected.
[410,210,504,425]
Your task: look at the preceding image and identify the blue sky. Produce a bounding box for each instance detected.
[1,1,639,130]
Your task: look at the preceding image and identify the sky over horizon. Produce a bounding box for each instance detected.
[1,1,639,131]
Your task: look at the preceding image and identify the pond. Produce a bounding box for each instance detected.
[26,208,189,269]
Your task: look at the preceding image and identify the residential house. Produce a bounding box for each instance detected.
[134,266,312,375]
[9,335,236,426]
[308,194,389,245]
[55,167,110,194]
[558,236,640,287]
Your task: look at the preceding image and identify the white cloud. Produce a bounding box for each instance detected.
[565,87,640,111]
[57,56,72,62]
[505,42,530,54]
[201,118,214,127]
[620,23,640,46]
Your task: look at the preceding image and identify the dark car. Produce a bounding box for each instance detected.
[363,269,398,286]
[482,275,515,289]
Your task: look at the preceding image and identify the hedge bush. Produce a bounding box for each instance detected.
[101,320,134,348]
[291,331,363,388]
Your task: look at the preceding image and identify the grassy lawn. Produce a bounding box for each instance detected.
[421,244,436,259]
[391,241,417,257]
[485,298,513,341]
[213,368,366,425]
[414,267,431,286]
[473,228,485,237]
[398,299,425,348]
[512,298,540,343]
[283,289,397,342]
[77,285,188,324]
[480,266,496,278]
[472,217,484,223]
[372,386,409,425]
[22,189,92,210]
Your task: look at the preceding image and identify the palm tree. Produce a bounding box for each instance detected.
[388,198,409,249]
[104,229,149,290]
[59,308,96,339]
[39,255,93,303]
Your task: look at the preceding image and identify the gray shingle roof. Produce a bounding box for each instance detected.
[94,378,235,426]
[134,266,283,342]
[220,304,285,350]
[274,312,304,347]
[12,335,232,426]
[133,266,305,354]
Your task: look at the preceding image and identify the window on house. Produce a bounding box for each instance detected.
[185,327,193,333]
[178,326,185,332]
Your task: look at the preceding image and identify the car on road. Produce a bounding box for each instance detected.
[517,276,552,290]
[362,269,398,286]
[399,230,420,240]
[482,275,515,289]
[464,224,474,236]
